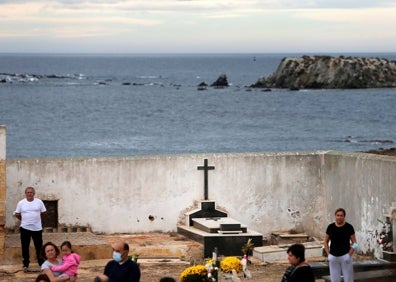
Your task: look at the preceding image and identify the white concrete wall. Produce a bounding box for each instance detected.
[4,150,396,257]
[5,152,325,236]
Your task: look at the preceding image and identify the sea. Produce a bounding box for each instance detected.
[1,53,395,159]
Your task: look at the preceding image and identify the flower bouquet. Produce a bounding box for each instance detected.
[220,256,242,273]
[241,238,255,257]
[179,265,208,282]
[377,218,393,251]
[205,259,219,282]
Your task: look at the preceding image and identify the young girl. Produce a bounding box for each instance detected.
[51,241,81,282]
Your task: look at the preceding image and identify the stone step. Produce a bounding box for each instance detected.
[253,242,323,262]
[270,231,311,245]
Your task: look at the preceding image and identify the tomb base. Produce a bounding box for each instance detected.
[177,224,263,258]
[382,250,396,262]
[179,200,263,257]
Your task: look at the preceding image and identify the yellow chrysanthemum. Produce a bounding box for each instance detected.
[205,258,214,265]
[220,256,242,273]
[179,264,207,281]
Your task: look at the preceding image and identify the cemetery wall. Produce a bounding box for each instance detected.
[3,148,396,255]
[5,152,324,236]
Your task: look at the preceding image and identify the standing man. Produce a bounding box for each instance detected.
[324,208,358,282]
[14,186,47,272]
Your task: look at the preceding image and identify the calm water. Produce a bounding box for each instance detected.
[1,53,395,159]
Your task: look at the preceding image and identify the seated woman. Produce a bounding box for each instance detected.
[282,243,315,282]
[36,241,71,282]
[50,241,81,282]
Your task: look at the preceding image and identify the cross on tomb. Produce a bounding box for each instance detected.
[197,159,215,200]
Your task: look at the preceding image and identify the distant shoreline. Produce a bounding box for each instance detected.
[365,148,396,156]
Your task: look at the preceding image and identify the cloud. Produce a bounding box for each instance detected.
[2,0,395,9]
[312,0,395,9]
[1,0,396,53]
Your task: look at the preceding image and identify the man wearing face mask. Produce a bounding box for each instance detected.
[93,241,140,282]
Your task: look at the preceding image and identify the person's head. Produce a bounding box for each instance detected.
[60,241,73,256]
[287,244,306,266]
[112,241,129,263]
[25,187,35,201]
[41,242,60,261]
[159,278,176,282]
[335,208,346,225]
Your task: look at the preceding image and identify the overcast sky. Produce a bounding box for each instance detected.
[1,0,395,54]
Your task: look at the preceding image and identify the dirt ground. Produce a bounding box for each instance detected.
[0,232,329,282]
[0,258,326,282]
[0,230,333,282]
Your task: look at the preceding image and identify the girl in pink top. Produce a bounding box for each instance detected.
[51,241,81,282]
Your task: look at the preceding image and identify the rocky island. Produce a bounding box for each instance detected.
[251,55,396,89]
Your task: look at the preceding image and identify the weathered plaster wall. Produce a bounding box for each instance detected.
[5,152,326,239]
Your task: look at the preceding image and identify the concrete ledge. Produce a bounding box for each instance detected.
[253,243,322,262]
[322,269,396,282]
[310,260,396,279]
[218,230,243,234]
[382,251,396,262]
[2,232,112,265]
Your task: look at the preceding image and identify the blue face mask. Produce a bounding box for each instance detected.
[113,251,122,262]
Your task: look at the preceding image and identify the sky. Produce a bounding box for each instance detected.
[0,0,395,54]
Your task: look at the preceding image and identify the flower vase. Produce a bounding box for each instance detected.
[212,262,218,281]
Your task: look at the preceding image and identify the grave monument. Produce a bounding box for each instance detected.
[177,159,263,258]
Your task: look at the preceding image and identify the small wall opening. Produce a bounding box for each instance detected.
[42,200,58,228]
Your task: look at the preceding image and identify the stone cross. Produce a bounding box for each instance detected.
[197,159,215,200]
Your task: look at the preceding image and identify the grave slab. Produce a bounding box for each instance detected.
[193,217,245,233]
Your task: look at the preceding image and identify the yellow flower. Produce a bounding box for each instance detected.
[220,256,242,273]
[179,265,207,281]
[206,258,214,265]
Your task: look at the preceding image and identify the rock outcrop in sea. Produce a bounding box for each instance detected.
[251,55,396,89]
[211,74,229,88]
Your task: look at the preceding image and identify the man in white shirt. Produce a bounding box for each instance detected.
[14,186,47,272]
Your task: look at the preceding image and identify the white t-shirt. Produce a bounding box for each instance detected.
[15,198,46,231]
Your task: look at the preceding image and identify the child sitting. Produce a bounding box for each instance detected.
[51,241,81,282]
